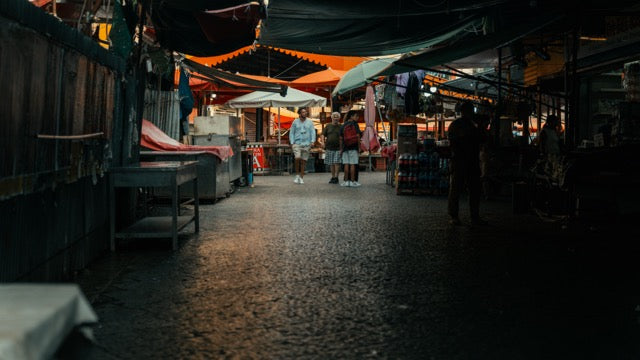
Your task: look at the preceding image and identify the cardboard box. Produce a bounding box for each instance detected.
[397,137,417,155]
[397,124,417,154]
[397,124,417,137]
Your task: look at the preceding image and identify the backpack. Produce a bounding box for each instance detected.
[343,122,359,147]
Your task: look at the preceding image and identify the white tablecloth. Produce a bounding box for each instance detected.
[0,284,98,360]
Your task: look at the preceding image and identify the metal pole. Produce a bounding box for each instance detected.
[237,109,242,140]
[377,103,388,142]
[496,47,503,145]
[569,25,579,149]
[54,48,65,171]
[329,86,333,110]
[537,85,542,139]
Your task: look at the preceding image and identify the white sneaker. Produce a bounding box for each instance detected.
[350,181,361,187]
[293,175,300,184]
[340,181,350,187]
[299,178,304,184]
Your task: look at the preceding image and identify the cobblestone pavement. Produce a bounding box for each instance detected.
[77,171,640,359]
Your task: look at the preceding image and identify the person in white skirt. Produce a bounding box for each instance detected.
[339,110,362,187]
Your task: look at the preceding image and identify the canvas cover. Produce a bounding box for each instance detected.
[226,87,327,108]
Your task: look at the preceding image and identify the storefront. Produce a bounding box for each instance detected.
[525,24,640,223]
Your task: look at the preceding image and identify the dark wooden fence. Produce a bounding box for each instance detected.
[0,1,127,281]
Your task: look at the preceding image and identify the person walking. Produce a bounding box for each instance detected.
[340,110,362,187]
[289,108,316,184]
[539,114,561,157]
[447,101,487,226]
[322,112,342,184]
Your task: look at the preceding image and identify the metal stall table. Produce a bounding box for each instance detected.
[193,115,242,185]
[192,134,241,186]
[109,161,199,251]
[140,151,231,200]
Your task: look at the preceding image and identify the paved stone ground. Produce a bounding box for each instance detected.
[77,171,640,359]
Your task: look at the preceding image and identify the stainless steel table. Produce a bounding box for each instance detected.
[109,161,199,251]
[140,150,231,200]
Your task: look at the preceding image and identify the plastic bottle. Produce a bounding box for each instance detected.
[410,171,417,189]
[411,154,419,173]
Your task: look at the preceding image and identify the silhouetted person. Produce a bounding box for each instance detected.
[477,114,493,200]
[447,101,487,226]
[539,115,561,157]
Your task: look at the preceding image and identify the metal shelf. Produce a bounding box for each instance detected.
[115,216,195,239]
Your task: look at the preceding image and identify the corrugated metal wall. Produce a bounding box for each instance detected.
[0,2,126,281]
[143,90,180,140]
[244,112,258,142]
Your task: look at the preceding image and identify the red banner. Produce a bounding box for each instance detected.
[251,146,266,170]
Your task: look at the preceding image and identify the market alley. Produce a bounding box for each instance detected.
[77,171,640,359]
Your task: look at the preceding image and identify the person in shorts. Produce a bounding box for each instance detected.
[289,108,316,184]
[340,110,362,187]
[322,112,342,184]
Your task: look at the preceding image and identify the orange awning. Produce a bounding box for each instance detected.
[189,45,366,71]
[187,46,254,67]
[243,108,297,129]
[291,68,346,87]
[30,0,51,6]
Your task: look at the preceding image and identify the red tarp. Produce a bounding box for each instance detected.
[140,119,233,161]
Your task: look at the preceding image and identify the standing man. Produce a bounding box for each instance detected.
[322,112,342,184]
[340,110,362,187]
[539,114,561,157]
[447,101,487,226]
[289,107,316,184]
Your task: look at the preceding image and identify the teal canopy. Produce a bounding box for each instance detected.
[332,12,565,95]
[332,57,407,96]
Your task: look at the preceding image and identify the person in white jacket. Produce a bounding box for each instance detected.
[289,108,316,184]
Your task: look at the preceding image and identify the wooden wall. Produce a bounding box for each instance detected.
[0,9,126,281]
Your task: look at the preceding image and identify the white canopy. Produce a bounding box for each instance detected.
[226,87,327,108]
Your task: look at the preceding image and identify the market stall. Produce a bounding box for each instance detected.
[227,88,327,174]
[140,119,234,200]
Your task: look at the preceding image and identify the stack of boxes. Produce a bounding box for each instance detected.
[396,124,417,155]
[395,125,417,193]
[395,124,449,195]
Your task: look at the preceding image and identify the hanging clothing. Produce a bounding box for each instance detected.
[395,73,409,97]
[178,68,195,137]
[383,79,395,106]
[404,72,421,115]
[383,78,403,112]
